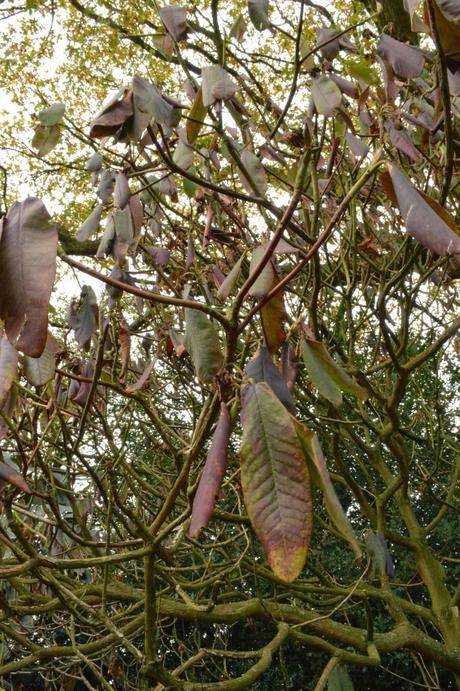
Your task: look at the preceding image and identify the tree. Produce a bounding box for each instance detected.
[0,0,459,688]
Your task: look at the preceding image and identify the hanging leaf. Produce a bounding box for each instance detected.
[89,88,133,139]
[147,245,170,267]
[114,172,131,209]
[386,162,460,267]
[201,66,238,107]
[70,360,93,407]
[385,121,421,162]
[23,333,61,387]
[77,203,103,242]
[96,213,115,259]
[185,309,223,383]
[217,253,246,301]
[0,198,57,357]
[239,149,267,195]
[311,76,342,116]
[230,14,247,42]
[118,319,130,385]
[240,382,312,582]
[261,286,286,354]
[376,34,425,78]
[68,286,98,350]
[189,402,231,538]
[426,1,460,68]
[244,345,296,414]
[97,169,116,202]
[0,332,18,404]
[403,0,429,32]
[280,342,298,392]
[248,246,275,297]
[0,462,31,495]
[329,74,359,99]
[366,531,395,577]
[345,131,369,158]
[186,87,207,144]
[132,76,173,132]
[295,421,361,561]
[32,125,61,157]
[301,326,368,406]
[327,664,355,691]
[38,102,65,126]
[125,359,156,393]
[86,151,103,172]
[248,0,270,31]
[159,5,188,42]
[129,194,144,235]
[173,133,194,170]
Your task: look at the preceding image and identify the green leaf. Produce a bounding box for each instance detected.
[217,253,245,301]
[239,149,267,195]
[301,327,368,406]
[311,76,342,116]
[248,0,270,31]
[248,246,274,297]
[32,124,61,157]
[295,421,361,561]
[185,309,223,383]
[38,102,65,126]
[0,198,57,357]
[240,383,312,582]
[327,665,355,691]
[186,87,207,144]
[260,272,286,354]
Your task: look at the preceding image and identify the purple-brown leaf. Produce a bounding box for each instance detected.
[188,402,230,538]
[0,198,57,357]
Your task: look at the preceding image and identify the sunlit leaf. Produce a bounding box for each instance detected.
[260,272,286,354]
[159,5,188,42]
[0,198,57,357]
[240,382,312,582]
[114,172,131,209]
[248,246,274,298]
[23,333,61,387]
[311,76,342,116]
[189,402,230,538]
[89,88,133,139]
[239,149,267,195]
[32,124,61,157]
[230,14,247,41]
[38,102,65,126]
[186,87,207,144]
[185,309,223,383]
[77,203,103,242]
[201,66,238,107]
[217,253,246,301]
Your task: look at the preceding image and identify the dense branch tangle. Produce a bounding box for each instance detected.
[0,0,459,689]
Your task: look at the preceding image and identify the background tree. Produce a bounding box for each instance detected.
[0,0,459,689]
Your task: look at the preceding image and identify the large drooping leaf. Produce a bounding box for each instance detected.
[89,88,133,139]
[386,162,460,267]
[77,203,103,242]
[131,76,173,134]
[385,121,421,162]
[32,125,61,157]
[248,0,270,31]
[295,421,361,561]
[23,333,61,387]
[114,172,131,209]
[248,246,275,297]
[217,253,246,301]
[0,332,18,404]
[0,198,57,357]
[0,462,31,495]
[426,1,460,68]
[186,87,207,144]
[201,66,238,107]
[365,531,395,577]
[301,326,368,406]
[244,345,295,414]
[68,286,98,350]
[311,76,342,116]
[240,383,312,582]
[189,402,231,538]
[38,102,65,126]
[376,34,425,78]
[184,309,223,383]
[159,5,188,41]
[239,149,267,195]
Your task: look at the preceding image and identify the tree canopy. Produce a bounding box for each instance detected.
[0,0,459,689]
